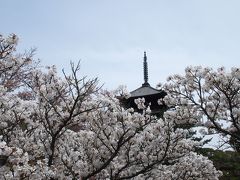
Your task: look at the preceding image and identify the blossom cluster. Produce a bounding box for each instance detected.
[164,66,240,151]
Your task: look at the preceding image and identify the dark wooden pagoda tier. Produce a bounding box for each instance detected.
[120,52,167,116]
[123,85,167,116]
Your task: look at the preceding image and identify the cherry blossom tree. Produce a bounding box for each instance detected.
[0,34,222,179]
[163,66,240,152]
[0,33,39,178]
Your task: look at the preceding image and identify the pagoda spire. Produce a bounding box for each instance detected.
[142,51,150,87]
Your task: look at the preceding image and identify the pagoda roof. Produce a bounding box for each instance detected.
[130,85,163,98]
[128,52,165,98]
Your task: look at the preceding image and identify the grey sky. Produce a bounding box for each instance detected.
[1,0,240,90]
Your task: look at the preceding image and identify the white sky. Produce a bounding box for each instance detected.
[1,0,240,90]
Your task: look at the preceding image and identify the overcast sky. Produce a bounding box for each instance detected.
[1,0,240,90]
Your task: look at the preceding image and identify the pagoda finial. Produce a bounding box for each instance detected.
[142,51,150,87]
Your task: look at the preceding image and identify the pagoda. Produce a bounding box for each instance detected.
[121,52,167,116]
